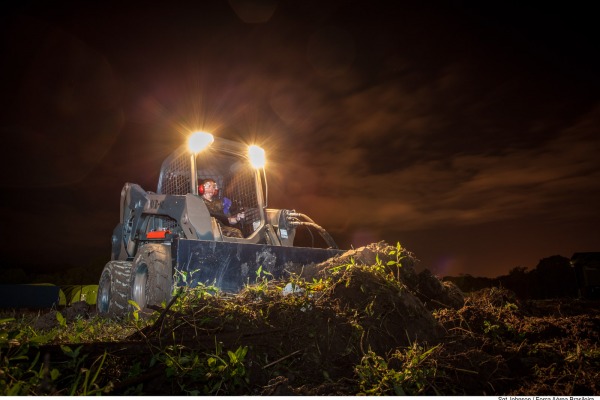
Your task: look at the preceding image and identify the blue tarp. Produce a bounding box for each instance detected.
[0,284,61,308]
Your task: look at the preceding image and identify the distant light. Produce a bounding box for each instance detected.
[188,131,214,153]
[248,145,266,168]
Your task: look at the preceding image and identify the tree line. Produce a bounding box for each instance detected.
[443,255,581,299]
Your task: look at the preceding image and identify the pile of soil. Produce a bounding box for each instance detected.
[23,242,600,395]
[119,242,448,394]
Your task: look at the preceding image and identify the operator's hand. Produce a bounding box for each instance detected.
[229,212,245,225]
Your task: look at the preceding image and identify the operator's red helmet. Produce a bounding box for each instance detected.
[198,178,219,196]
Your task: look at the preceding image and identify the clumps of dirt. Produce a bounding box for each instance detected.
[303,241,465,312]
[302,241,419,282]
[21,242,600,395]
[322,264,443,352]
[32,301,95,331]
[119,242,465,394]
[131,245,598,396]
[432,287,600,395]
[416,269,465,310]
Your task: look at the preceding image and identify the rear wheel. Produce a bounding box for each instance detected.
[130,243,173,314]
[97,260,133,316]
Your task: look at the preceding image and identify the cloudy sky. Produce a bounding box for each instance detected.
[1,1,598,278]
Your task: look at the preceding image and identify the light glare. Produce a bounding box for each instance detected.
[188,131,214,153]
[248,145,266,168]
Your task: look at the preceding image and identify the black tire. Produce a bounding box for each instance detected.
[97,260,133,316]
[130,243,173,314]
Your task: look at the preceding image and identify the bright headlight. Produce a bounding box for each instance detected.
[188,131,214,153]
[248,145,266,168]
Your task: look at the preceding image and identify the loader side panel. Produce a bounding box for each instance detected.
[114,183,218,261]
[174,239,343,293]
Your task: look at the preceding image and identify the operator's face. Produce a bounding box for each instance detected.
[203,181,218,199]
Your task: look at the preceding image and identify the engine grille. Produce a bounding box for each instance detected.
[151,215,180,233]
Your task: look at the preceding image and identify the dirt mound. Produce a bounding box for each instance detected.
[15,243,599,395]
[115,242,464,394]
[303,241,465,311]
[123,259,598,396]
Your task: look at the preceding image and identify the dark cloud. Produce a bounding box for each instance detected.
[0,15,123,188]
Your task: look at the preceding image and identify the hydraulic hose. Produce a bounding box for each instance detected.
[286,212,338,249]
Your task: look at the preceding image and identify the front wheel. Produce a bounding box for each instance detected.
[97,260,133,316]
[130,243,173,314]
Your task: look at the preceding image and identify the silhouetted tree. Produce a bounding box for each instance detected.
[498,266,530,299]
[2,268,29,284]
[443,274,496,293]
[444,255,578,300]
[529,255,577,299]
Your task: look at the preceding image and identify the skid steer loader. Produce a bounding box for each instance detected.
[97,132,344,315]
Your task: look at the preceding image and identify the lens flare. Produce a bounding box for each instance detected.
[188,131,214,153]
[248,145,266,168]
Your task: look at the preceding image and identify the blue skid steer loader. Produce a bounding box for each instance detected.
[97,132,343,316]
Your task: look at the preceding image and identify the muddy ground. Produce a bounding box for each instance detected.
[6,243,600,395]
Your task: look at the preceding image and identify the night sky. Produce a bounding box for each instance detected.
[1,1,598,279]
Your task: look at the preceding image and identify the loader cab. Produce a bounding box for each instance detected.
[156,136,267,242]
[195,150,264,239]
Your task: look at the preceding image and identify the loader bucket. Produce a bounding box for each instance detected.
[174,239,344,293]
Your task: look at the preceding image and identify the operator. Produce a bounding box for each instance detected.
[199,178,245,238]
